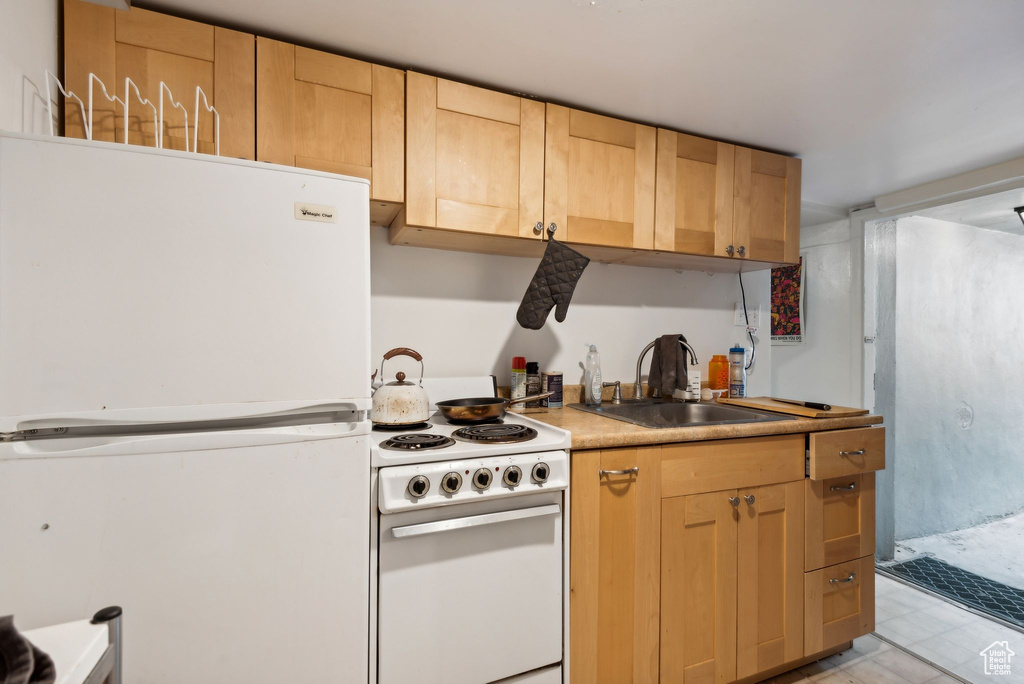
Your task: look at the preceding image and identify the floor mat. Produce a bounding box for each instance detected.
[883,556,1024,629]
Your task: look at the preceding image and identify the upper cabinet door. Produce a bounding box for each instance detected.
[63,0,255,159]
[545,106,656,249]
[654,130,735,257]
[405,73,545,238]
[256,38,404,221]
[733,148,801,263]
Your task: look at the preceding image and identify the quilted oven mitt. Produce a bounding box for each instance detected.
[516,235,590,330]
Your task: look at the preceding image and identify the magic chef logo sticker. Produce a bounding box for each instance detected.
[294,202,338,223]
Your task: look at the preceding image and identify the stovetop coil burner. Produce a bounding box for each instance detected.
[381,433,455,451]
[373,422,432,432]
[451,424,538,444]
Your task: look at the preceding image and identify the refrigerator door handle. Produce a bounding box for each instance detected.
[5,400,368,434]
[2,420,369,460]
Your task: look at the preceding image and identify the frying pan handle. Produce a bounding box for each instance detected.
[506,392,554,406]
[380,348,425,385]
[383,347,422,362]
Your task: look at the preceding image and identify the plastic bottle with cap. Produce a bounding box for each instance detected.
[584,344,603,407]
[729,344,747,398]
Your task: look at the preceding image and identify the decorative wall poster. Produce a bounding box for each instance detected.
[771,256,804,345]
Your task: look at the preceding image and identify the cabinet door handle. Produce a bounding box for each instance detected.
[600,467,638,476]
[737,245,746,257]
[728,496,741,507]
[743,494,755,505]
[829,572,856,585]
[534,221,544,235]
[840,449,866,457]
[830,482,857,492]
[726,245,735,256]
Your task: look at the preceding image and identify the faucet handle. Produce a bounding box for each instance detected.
[603,381,623,404]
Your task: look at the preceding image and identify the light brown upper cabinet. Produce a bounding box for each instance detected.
[63,0,254,159]
[654,130,735,257]
[655,132,801,264]
[404,73,545,239]
[733,146,801,264]
[256,39,404,225]
[545,106,656,249]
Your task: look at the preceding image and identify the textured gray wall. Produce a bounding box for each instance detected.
[893,215,1024,540]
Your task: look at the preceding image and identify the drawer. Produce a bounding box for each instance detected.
[661,434,804,498]
[804,556,875,656]
[808,427,885,480]
[805,473,875,571]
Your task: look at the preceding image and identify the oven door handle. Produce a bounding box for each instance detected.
[390,503,561,539]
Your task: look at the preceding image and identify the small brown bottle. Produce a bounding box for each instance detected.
[525,362,541,407]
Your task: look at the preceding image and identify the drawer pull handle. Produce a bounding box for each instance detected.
[728,496,741,507]
[840,449,866,457]
[830,482,857,492]
[743,494,756,505]
[600,467,638,476]
[829,572,856,585]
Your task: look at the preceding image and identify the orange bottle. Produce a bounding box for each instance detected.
[708,355,730,390]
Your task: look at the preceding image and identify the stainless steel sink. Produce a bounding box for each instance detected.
[570,399,795,429]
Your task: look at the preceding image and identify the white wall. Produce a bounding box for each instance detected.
[369,228,771,393]
[771,218,859,407]
[0,0,59,134]
[891,215,1024,539]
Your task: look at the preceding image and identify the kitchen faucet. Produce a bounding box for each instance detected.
[631,339,699,400]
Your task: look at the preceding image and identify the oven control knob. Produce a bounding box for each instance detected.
[532,462,550,484]
[503,465,523,487]
[442,472,463,494]
[408,475,430,499]
[473,468,493,490]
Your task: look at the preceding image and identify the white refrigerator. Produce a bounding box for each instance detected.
[0,133,372,683]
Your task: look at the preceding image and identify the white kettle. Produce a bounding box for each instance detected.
[371,348,431,426]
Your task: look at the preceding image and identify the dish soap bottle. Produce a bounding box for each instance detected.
[584,344,602,406]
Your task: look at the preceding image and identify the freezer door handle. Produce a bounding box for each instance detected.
[390,504,561,539]
[3,420,368,460]
[7,400,367,433]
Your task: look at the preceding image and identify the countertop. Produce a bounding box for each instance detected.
[516,403,883,450]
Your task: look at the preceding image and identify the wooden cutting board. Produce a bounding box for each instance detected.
[716,396,868,418]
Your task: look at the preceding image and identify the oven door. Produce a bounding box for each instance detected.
[378,491,563,684]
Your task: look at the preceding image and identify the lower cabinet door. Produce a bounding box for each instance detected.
[570,447,661,684]
[804,556,875,654]
[735,481,805,679]
[660,490,738,683]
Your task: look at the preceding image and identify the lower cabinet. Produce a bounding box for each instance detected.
[660,481,804,683]
[570,447,661,684]
[570,431,881,683]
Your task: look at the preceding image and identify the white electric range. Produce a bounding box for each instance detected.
[370,377,571,684]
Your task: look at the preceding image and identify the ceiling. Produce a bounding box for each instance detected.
[145,0,1024,224]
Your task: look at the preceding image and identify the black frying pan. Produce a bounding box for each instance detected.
[436,393,553,424]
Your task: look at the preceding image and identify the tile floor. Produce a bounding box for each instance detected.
[760,633,954,683]
[874,572,1024,683]
[760,572,1024,683]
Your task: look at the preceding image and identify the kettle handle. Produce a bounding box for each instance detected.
[383,347,423,362]
[380,347,425,385]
